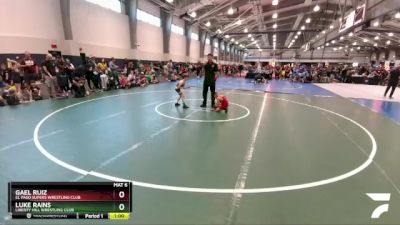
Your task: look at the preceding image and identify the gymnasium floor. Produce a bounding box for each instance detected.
[1,77,400,225]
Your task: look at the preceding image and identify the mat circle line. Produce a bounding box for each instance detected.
[33,90,377,194]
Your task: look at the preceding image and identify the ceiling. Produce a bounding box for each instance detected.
[150,0,400,56]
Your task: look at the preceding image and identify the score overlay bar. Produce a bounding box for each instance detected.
[8,182,132,220]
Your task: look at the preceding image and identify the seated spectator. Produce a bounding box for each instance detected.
[100,69,109,91]
[3,89,20,105]
[119,75,129,89]
[150,74,159,84]
[30,83,43,101]
[0,95,5,107]
[107,70,118,90]
[20,84,33,103]
[0,75,6,94]
[255,73,266,83]
[138,74,148,87]
[71,77,87,98]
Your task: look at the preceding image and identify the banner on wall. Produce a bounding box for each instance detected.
[339,4,365,33]
[354,4,366,25]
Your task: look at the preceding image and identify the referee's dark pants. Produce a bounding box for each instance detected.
[202,80,215,106]
[384,80,399,98]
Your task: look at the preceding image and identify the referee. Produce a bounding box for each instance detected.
[201,54,219,108]
[384,66,400,99]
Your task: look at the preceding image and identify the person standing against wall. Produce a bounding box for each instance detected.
[201,54,219,108]
[384,66,400,99]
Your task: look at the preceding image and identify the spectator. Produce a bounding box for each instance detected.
[65,58,75,85]
[85,56,97,90]
[19,51,38,84]
[71,77,87,98]
[167,60,173,81]
[31,82,43,101]
[41,53,58,98]
[56,58,69,97]
[108,57,120,87]
[20,84,33,103]
[7,58,22,94]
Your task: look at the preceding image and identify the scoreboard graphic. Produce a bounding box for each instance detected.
[8,182,132,220]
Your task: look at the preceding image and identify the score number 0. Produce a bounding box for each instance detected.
[118,191,126,211]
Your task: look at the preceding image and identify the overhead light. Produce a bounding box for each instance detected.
[326,43,329,46]
[322,30,326,34]
[205,21,211,27]
[333,48,337,51]
[339,46,343,50]
[235,41,238,45]
[313,5,320,12]
[395,11,400,19]
[316,35,320,38]
[386,40,391,45]
[236,19,242,25]
[294,35,298,39]
[363,39,368,42]
[329,25,334,29]
[227,7,234,15]
[248,34,252,37]
[345,45,348,48]
[331,40,336,44]
[231,38,234,42]
[273,23,277,29]
[258,49,262,52]
[388,32,393,37]
[297,31,301,35]
[374,43,378,47]
[357,46,361,50]
[272,13,278,19]
[272,0,279,6]
[373,21,379,27]
[350,48,354,51]
[225,35,230,38]
[301,25,305,30]
[251,37,254,41]
[374,36,379,40]
[352,42,357,45]
[216,29,222,34]
[189,11,197,18]
[317,46,321,50]
[244,28,248,33]
[305,18,311,23]
[166,0,173,3]
[348,32,353,37]
[340,36,344,40]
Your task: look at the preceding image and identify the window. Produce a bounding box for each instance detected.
[137,9,161,27]
[191,32,199,40]
[171,24,184,35]
[85,0,122,13]
[205,38,210,45]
